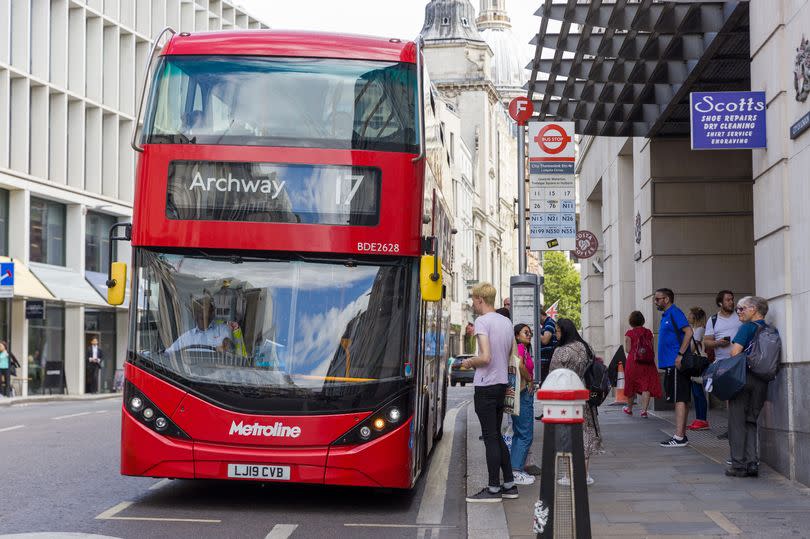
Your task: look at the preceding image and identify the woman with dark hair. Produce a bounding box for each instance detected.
[550,318,603,484]
[622,311,662,417]
[0,340,19,397]
[509,323,536,485]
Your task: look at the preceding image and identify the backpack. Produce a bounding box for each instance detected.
[584,357,610,407]
[635,329,655,364]
[746,323,781,381]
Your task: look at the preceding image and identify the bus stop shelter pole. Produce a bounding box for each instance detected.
[517,124,527,274]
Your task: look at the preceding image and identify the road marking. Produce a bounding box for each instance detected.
[95,501,221,523]
[52,411,93,420]
[264,524,298,538]
[416,402,464,525]
[148,478,173,491]
[96,410,108,414]
[344,524,455,529]
[0,424,24,433]
[705,510,742,535]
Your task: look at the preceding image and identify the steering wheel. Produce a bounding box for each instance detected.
[177,345,219,353]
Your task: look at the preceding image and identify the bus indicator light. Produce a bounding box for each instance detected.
[373,418,386,431]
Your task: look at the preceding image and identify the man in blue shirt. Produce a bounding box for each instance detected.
[655,288,695,447]
[726,296,771,478]
[538,307,557,383]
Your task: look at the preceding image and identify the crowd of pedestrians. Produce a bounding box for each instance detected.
[619,287,778,478]
[465,283,603,502]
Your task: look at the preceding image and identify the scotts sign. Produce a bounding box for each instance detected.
[529,122,576,174]
[689,91,767,150]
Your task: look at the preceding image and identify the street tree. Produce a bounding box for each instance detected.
[542,251,581,328]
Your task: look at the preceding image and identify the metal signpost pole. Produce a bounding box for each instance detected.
[517,124,527,274]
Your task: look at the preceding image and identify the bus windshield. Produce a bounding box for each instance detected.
[143,55,418,153]
[131,249,414,413]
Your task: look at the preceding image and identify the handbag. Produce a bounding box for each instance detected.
[505,354,521,416]
[704,353,746,400]
[668,313,709,377]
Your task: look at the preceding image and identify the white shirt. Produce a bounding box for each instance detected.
[705,312,743,361]
[91,345,98,359]
[165,322,233,353]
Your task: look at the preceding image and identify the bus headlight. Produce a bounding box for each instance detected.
[387,407,401,423]
[142,407,155,421]
[130,396,143,412]
[332,390,412,446]
[359,426,372,440]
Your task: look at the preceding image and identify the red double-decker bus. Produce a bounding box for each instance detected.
[106,29,455,489]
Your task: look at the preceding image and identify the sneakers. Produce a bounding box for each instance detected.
[557,476,571,486]
[725,467,748,478]
[622,406,633,416]
[511,470,535,485]
[466,487,503,503]
[500,485,519,499]
[586,475,595,486]
[660,435,689,447]
[717,431,729,440]
[688,419,710,430]
[523,464,542,476]
[640,410,649,418]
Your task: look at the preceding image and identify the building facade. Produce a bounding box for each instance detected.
[420,0,521,327]
[0,0,265,397]
[530,0,810,485]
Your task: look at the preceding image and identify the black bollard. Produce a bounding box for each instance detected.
[533,368,592,539]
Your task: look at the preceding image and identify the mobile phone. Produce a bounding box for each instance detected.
[723,336,731,342]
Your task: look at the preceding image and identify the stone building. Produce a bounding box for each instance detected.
[527,0,810,485]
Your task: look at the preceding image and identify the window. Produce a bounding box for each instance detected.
[461,17,469,27]
[85,212,118,273]
[441,17,450,25]
[30,198,66,266]
[27,304,65,395]
[144,56,418,153]
[0,189,8,256]
[450,132,455,162]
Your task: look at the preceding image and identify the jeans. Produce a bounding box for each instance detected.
[474,384,514,488]
[510,388,535,471]
[692,381,707,421]
[728,373,768,470]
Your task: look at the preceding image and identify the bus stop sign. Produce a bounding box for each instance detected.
[0,262,13,298]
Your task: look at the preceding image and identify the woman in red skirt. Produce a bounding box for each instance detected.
[622,311,662,417]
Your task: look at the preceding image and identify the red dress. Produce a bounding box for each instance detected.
[624,327,662,398]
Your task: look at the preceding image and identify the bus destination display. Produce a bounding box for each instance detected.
[167,161,381,226]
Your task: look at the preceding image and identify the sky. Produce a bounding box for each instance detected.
[237,0,542,60]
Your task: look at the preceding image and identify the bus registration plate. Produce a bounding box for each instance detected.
[227,464,290,480]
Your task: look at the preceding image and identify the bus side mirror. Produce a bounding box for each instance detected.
[107,262,127,306]
[420,255,442,302]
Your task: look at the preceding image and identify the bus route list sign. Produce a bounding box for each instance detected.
[690,91,767,150]
[528,121,577,251]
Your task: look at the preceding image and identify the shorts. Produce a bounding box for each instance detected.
[664,367,692,404]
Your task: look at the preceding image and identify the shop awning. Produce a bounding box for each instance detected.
[28,263,108,307]
[526,0,751,137]
[0,256,54,300]
[86,270,129,309]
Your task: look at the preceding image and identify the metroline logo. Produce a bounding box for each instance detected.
[229,420,302,438]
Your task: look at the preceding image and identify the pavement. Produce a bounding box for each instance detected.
[0,392,121,407]
[466,397,810,538]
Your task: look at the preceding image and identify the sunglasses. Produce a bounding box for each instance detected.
[735,305,749,313]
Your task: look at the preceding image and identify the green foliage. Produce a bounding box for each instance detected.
[542,251,582,329]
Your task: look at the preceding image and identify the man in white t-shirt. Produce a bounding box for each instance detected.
[462,282,519,503]
[704,290,743,362]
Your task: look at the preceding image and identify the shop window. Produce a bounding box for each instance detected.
[27,304,65,395]
[30,198,66,266]
[85,212,118,273]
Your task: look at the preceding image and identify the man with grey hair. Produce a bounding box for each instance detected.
[726,295,771,477]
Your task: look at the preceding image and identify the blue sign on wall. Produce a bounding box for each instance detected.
[690,91,767,150]
[0,262,13,298]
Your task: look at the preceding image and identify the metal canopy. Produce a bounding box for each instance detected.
[526,0,750,137]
